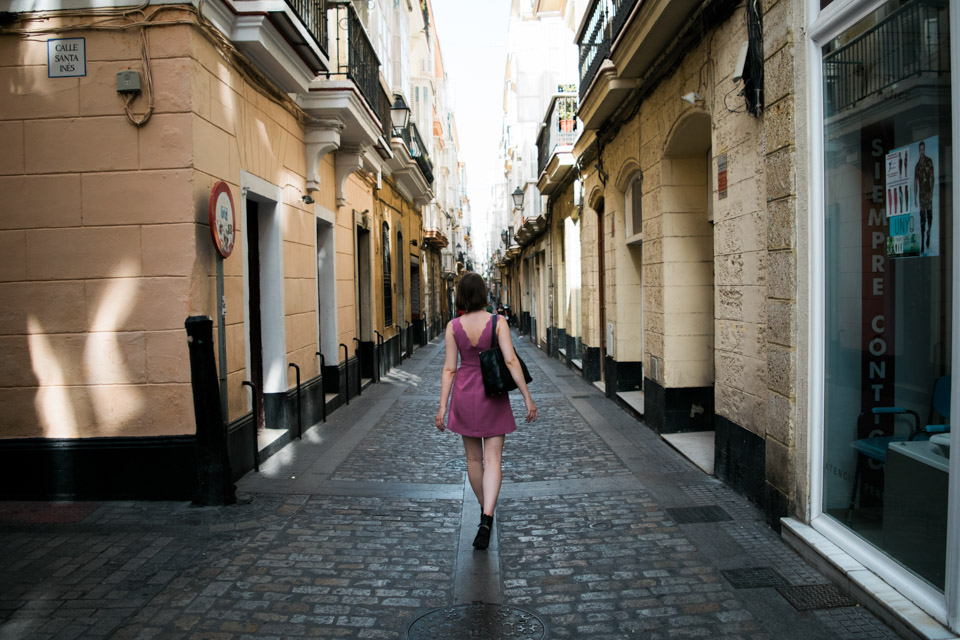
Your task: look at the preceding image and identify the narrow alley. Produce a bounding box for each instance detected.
[0,334,901,639]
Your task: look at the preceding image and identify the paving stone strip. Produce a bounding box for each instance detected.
[0,334,904,639]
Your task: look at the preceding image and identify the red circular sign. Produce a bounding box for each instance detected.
[208,181,236,258]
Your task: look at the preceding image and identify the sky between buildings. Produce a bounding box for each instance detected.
[431,0,512,264]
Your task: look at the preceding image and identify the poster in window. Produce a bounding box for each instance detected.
[885,135,939,258]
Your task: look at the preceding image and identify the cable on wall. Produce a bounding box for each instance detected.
[1,1,311,127]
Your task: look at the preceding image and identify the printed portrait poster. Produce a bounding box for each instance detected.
[885,135,939,258]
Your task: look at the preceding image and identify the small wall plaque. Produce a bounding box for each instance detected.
[47,38,86,78]
[717,153,728,200]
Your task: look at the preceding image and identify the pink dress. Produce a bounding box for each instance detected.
[447,314,517,438]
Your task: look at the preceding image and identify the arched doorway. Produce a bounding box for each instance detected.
[588,190,606,385]
[658,110,715,433]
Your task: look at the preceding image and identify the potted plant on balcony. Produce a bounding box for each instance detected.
[557,96,577,134]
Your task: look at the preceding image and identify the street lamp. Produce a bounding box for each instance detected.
[390,94,410,136]
[511,186,525,209]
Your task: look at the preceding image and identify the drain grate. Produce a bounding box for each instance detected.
[721,567,789,589]
[665,506,733,524]
[570,395,591,399]
[406,602,546,639]
[776,584,856,611]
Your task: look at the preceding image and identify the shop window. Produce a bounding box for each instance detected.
[820,0,952,591]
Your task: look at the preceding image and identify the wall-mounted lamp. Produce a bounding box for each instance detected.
[390,93,410,136]
[301,194,315,204]
[511,187,525,209]
[681,92,703,105]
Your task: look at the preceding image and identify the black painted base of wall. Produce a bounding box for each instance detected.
[562,333,582,366]
[360,341,376,379]
[715,415,791,529]
[602,357,643,398]
[547,328,560,358]
[643,378,714,434]
[0,436,198,500]
[582,346,602,382]
[412,319,426,347]
[516,311,527,335]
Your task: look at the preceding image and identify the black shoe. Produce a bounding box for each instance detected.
[473,514,493,550]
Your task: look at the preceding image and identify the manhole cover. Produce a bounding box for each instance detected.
[665,506,733,524]
[587,521,612,531]
[776,584,856,611]
[721,567,789,589]
[406,603,546,639]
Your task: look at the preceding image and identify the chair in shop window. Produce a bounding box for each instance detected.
[847,375,951,515]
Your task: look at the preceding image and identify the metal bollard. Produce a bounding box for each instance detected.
[352,337,361,396]
[184,316,235,506]
[241,380,260,472]
[288,363,301,439]
[373,331,383,382]
[339,344,349,405]
[316,352,326,422]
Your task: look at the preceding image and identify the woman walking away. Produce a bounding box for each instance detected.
[435,272,537,550]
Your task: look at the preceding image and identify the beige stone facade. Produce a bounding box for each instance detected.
[522,0,804,524]
[0,0,443,497]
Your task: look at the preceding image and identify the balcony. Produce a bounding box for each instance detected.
[285,0,328,57]
[824,1,949,117]
[423,229,449,250]
[575,0,703,130]
[386,114,434,205]
[576,0,641,100]
[299,1,389,200]
[219,0,333,93]
[536,94,579,196]
[326,2,384,128]
[402,122,435,185]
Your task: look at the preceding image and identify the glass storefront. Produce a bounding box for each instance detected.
[821,0,952,592]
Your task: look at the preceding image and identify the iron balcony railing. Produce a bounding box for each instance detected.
[537,94,580,177]
[378,85,392,138]
[823,1,949,115]
[402,122,434,185]
[285,0,328,57]
[329,2,383,129]
[577,0,641,100]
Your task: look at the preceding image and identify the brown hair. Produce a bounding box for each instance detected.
[455,272,487,312]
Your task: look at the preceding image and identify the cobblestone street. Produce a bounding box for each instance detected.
[0,334,903,639]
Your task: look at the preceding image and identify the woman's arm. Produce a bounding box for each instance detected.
[435,322,459,431]
[496,317,537,422]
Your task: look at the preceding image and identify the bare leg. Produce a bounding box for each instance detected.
[462,436,484,507]
[481,436,505,516]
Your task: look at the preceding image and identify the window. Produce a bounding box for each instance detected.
[820,0,953,594]
[625,173,642,243]
[382,222,393,326]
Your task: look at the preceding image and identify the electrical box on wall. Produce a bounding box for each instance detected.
[116,70,141,93]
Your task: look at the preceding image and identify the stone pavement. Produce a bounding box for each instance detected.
[0,331,903,639]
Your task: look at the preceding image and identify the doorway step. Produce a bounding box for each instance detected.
[257,427,290,461]
[361,377,374,391]
[593,380,605,394]
[615,390,645,417]
[661,431,715,475]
